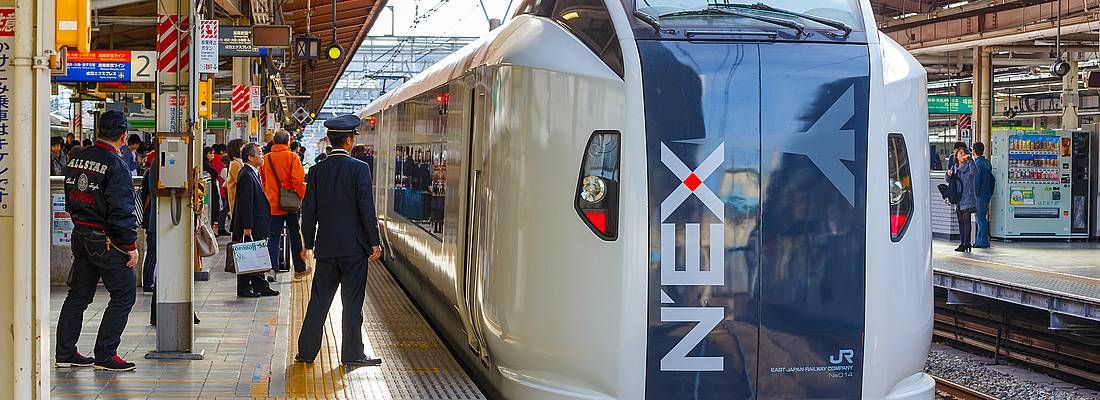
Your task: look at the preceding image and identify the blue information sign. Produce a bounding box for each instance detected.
[54,50,135,82]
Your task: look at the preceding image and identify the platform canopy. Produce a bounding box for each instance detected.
[85,0,386,122]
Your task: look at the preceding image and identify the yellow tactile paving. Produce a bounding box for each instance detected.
[285,269,353,399]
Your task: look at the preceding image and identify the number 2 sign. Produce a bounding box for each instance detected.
[130,51,156,82]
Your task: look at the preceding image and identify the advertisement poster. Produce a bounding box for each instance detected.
[52,194,73,245]
[1009,187,1035,206]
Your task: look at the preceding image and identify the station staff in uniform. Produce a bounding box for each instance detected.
[55,110,139,372]
[296,115,383,367]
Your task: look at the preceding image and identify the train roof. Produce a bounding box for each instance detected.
[356,14,622,119]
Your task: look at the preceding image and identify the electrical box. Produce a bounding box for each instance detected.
[197,79,213,118]
[156,132,192,194]
[55,0,91,53]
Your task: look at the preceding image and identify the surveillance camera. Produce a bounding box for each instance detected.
[1051,60,1072,77]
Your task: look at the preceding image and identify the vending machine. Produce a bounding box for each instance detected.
[990,129,1086,239]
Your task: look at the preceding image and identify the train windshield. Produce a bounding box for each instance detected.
[637,0,865,33]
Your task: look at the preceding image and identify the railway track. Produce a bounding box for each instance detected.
[933,304,1100,388]
[932,375,999,400]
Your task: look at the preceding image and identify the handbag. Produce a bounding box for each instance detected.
[230,236,273,274]
[267,155,302,213]
[195,214,219,258]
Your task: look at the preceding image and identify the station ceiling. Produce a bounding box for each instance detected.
[88,0,386,121]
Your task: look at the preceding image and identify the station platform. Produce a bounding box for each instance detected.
[49,242,486,399]
[932,239,1100,324]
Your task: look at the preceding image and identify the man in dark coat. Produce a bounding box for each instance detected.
[230,142,279,297]
[56,110,139,372]
[296,114,383,367]
[973,142,994,248]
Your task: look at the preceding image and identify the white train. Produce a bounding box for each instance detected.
[357,0,933,398]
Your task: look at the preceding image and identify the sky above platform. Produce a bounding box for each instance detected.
[369,0,516,37]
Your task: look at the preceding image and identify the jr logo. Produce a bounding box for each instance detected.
[829,349,855,365]
[659,143,726,372]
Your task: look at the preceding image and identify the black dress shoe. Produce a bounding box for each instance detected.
[293,354,313,363]
[238,290,261,298]
[343,357,382,367]
[259,288,280,297]
[142,286,155,293]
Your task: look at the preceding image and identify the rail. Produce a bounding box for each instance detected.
[931,375,999,400]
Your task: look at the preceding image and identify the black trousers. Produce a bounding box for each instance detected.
[56,230,136,361]
[297,254,369,361]
[142,229,156,290]
[957,209,973,247]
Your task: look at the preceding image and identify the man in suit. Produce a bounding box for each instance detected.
[296,115,383,367]
[230,142,279,297]
[973,142,994,248]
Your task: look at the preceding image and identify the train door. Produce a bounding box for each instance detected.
[460,69,493,367]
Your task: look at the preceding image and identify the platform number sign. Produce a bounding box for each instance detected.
[130,51,156,82]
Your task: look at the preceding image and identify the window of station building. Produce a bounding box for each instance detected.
[516,0,624,78]
[391,88,449,240]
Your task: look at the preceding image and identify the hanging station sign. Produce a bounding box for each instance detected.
[54,50,156,83]
[219,26,268,57]
[927,96,973,115]
[197,19,219,73]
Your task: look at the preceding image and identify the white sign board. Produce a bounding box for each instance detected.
[197,19,219,74]
[129,51,156,82]
[266,112,275,131]
[0,8,14,215]
[159,93,186,132]
[250,86,261,111]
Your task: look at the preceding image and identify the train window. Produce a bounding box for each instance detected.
[517,0,624,78]
[552,0,624,77]
[888,133,913,241]
[391,88,450,240]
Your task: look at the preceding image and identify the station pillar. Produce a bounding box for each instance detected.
[148,0,202,359]
[0,0,54,396]
[1061,58,1080,130]
[232,57,251,141]
[973,46,993,146]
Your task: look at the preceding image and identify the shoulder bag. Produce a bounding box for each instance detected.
[268,155,302,213]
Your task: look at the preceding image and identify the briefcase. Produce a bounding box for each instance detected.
[229,238,273,275]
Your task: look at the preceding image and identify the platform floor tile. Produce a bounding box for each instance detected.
[50,243,484,399]
[933,239,1100,301]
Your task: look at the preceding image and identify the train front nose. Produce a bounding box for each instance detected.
[639,40,871,399]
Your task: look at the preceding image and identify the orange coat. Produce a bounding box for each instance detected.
[262,144,306,216]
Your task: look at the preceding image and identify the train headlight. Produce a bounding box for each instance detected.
[889,178,906,206]
[575,131,620,240]
[581,175,607,203]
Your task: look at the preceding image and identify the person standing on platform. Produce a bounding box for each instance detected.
[139,154,157,293]
[203,147,223,235]
[51,136,68,176]
[231,142,280,297]
[224,139,245,227]
[262,131,308,276]
[296,115,383,367]
[56,110,139,372]
[972,142,994,248]
[948,146,977,252]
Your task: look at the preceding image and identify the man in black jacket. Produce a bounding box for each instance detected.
[56,110,140,372]
[230,142,279,297]
[296,115,383,367]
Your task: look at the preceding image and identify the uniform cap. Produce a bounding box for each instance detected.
[323,115,361,135]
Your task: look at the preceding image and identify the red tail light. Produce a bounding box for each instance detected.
[575,131,620,240]
[888,134,913,241]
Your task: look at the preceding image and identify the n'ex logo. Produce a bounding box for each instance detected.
[658,143,726,373]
